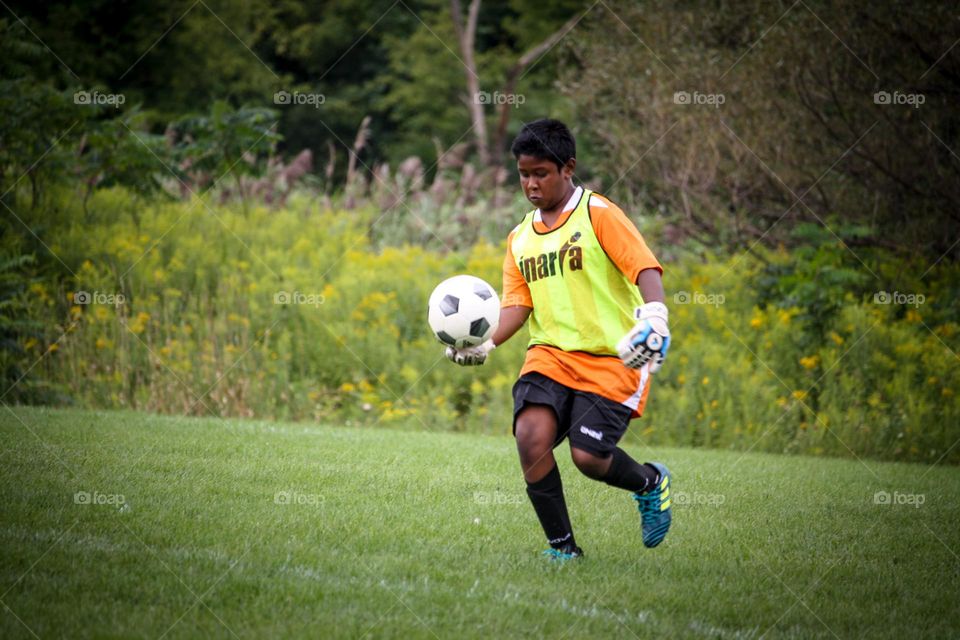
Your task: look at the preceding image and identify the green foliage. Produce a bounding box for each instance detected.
[12,188,960,464]
[76,108,169,213]
[172,101,281,191]
[561,0,960,258]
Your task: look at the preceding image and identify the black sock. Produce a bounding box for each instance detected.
[602,448,660,493]
[525,464,576,550]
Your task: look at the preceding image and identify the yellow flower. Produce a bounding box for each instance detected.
[776,396,789,408]
[799,355,820,370]
[943,388,955,397]
[829,331,844,346]
[677,374,686,385]
[339,382,356,393]
[96,337,109,350]
[701,376,710,386]
[905,309,922,323]
[24,337,38,350]
[750,317,764,329]
[927,376,939,386]
[710,399,719,409]
[792,390,808,401]
[46,343,59,353]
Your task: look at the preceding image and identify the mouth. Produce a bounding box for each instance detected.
[527,194,542,202]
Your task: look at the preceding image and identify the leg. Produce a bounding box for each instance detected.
[567,389,672,548]
[515,404,558,482]
[567,392,658,493]
[516,404,578,551]
[570,446,613,480]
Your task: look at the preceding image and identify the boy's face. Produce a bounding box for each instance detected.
[517,154,576,210]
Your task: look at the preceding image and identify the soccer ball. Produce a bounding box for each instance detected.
[427,275,500,349]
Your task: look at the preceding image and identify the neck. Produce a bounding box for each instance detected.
[541,183,577,218]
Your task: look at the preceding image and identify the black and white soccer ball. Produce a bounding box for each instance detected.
[427,275,500,349]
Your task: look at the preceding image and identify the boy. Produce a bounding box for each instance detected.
[445,119,672,560]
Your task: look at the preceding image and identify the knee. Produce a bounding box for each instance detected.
[515,410,555,463]
[570,447,609,479]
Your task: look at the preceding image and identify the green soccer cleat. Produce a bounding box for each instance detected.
[633,462,672,548]
[542,543,583,562]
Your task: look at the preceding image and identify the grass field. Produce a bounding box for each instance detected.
[1,406,958,639]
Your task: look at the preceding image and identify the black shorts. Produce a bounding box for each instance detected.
[511,372,633,457]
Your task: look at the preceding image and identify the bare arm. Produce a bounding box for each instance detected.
[491,305,531,346]
[637,268,665,304]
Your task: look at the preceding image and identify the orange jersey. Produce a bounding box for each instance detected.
[502,189,662,417]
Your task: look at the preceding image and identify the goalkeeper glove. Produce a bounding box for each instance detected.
[445,339,495,366]
[617,302,670,373]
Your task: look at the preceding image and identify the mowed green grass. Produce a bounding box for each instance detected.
[1,407,958,639]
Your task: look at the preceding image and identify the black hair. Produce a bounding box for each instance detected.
[510,119,576,171]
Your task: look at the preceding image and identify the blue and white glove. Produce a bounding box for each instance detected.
[617,302,670,373]
[445,339,496,366]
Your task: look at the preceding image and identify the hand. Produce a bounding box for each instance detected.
[617,302,670,373]
[445,339,496,366]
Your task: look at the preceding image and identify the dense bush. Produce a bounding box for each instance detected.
[12,187,960,464]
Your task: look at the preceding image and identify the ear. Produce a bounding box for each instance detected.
[562,158,576,179]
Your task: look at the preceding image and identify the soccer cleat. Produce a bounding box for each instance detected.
[542,544,583,562]
[633,462,672,548]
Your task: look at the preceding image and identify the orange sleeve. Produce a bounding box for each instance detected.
[501,229,533,308]
[590,194,662,283]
